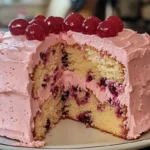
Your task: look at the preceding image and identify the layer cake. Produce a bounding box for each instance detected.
[0,14,150,147]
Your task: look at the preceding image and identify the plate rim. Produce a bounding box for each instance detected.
[0,136,150,149]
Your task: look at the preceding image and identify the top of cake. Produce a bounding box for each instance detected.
[0,12,150,68]
[0,13,150,96]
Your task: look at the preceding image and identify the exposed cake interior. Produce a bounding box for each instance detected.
[32,41,127,140]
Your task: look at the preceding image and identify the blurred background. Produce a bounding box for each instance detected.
[0,0,149,33]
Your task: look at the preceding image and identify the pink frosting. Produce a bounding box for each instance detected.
[0,32,61,146]
[0,29,150,146]
[14,141,45,147]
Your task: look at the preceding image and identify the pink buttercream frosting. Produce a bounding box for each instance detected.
[14,140,45,147]
[0,29,149,146]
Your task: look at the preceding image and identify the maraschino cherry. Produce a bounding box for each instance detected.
[45,16,62,34]
[34,15,46,21]
[55,17,64,24]
[8,14,124,41]
[64,13,85,32]
[25,24,45,41]
[8,19,29,35]
[82,16,101,35]
[55,17,65,32]
[97,20,117,38]
[107,16,124,32]
[29,19,49,36]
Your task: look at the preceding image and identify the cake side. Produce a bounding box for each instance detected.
[0,32,40,142]
[126,33,150,139]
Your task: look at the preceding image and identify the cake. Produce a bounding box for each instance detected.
[0,13,150,147]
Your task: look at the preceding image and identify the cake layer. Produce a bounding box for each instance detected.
[64,44,124,83]
[60,70,127,136]
[32,44,62,102]
[63,87,127,138]
[34,88,63,140]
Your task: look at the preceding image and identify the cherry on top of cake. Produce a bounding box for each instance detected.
[8,13,124,41]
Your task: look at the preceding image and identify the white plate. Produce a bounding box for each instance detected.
[0,119,149,150]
